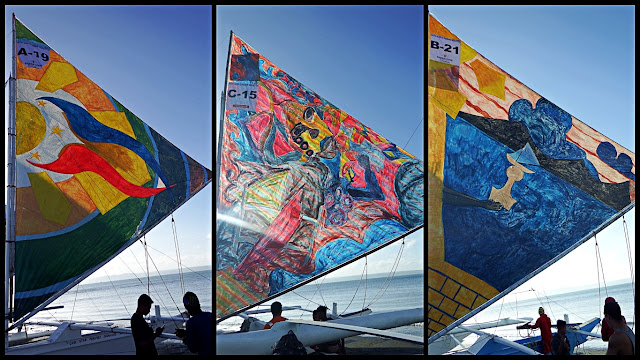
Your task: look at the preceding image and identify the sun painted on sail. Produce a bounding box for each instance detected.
[10,17,212,323]
[216,33,424,321]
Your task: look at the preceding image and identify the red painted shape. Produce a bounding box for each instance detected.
[27,144,170,198]
[273,130,294,157]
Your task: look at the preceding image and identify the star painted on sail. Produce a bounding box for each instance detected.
[37,99,46,107]
[29,151,41,161]
[51,125,63,137]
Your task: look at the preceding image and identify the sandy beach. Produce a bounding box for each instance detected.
[343,335,423,355]
[157,339,196,355]
[573,347,607,355]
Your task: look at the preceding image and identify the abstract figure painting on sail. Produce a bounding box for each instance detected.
[217,33,423,320]
[437,97,633,295]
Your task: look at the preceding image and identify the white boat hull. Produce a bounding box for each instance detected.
[216,307,423,355]
[6,330,137,355]
[6,308,183,355]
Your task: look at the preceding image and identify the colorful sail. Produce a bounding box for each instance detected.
[216,33,424,320]
[11,17,211,322]
[428,14,635,340]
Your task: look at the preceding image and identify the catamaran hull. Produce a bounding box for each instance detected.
[216,307,423,355]
[6,312,181,355]
[428,317,532,355]
[450,317,601,355]
[6,331,137,355]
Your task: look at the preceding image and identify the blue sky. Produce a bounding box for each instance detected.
[429,5,634,296]
[4,5,213,279]
[216,5,425,278]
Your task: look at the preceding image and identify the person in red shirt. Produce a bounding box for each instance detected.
[264,301,287,330]
[602,297,627,341]
[525,307,552,355]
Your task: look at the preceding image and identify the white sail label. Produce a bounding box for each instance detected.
[226,82,258,112]
[17,42,50,69]
[430,34,461,66]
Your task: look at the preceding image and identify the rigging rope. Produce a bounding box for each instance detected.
[119,256,147,288]
[622,215,635,330]
[143,244,211,281]
[78,284,110,324]
[70,282,81,321]
[362,257,368,311]
[144,235,150,295]
[366,238,405,308]
[495,297,506,336]
[541,289,555,322]
[133,237,183,328]
[596,236,609,294]
[594,233,611,322]
[171,214,186,297]
[291,275,328,319]
[291,283,328,314]
[286,227,416,320]
[402,116,424,150]
[103,268,130,316]
[337,258,368,316]
[143,250,187,327]
[595,234,602,320]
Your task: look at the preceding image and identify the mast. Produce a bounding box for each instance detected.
[6,13,18,347]
[216,31,232,219]
[216,30,232,245]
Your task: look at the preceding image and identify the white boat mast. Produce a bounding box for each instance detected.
[6,12,18,349]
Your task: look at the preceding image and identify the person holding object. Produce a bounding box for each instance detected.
[551,320,570,355]
[174,292,212,355]
[523,307,552,355]
[131,294,164,356]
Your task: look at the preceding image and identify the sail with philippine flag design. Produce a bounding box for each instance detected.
[7,15,212,327]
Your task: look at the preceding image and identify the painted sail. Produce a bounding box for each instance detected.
[427,14,635,340]
[10,17,212,322]
[216,33,424,321]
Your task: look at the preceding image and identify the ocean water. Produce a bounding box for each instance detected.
[19,269,212,329]
[217,273,424,337]
[456,282,635,352]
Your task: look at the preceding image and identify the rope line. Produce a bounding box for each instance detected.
[622,216,635,330]
[171,214,186,297]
